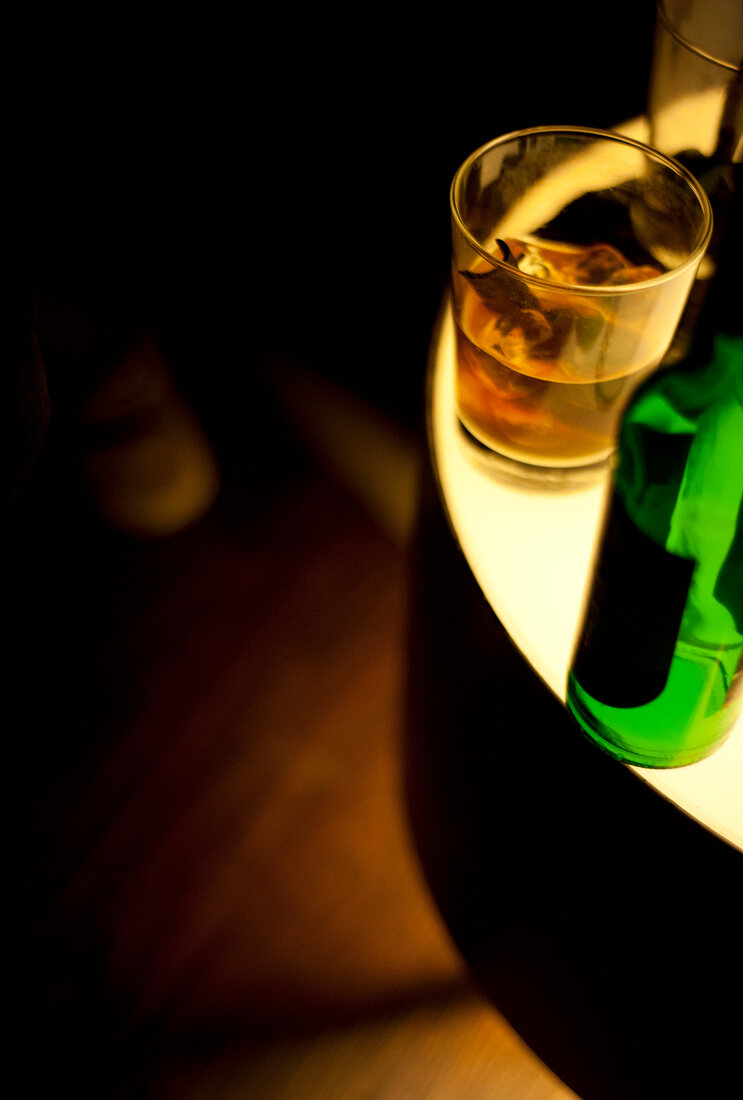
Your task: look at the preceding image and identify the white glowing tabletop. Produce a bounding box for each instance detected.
[430,298,742,852]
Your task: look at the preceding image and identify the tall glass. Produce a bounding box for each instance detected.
[648,0,743,163]
[646,0,742,361]
[450,127,713,488]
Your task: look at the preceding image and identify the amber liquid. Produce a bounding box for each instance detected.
[453,238,665,468]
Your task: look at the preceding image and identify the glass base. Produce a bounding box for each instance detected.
[457,419,613,492]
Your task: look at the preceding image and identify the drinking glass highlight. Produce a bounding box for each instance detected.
[450,127,713,487]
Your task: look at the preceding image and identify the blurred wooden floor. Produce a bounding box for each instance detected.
[5,359,577,1099]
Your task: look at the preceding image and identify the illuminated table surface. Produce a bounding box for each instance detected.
[430,298,742,854]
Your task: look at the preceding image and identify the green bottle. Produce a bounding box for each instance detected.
[567,182,743,768]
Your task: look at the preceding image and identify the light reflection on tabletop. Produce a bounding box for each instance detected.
[430,298,743,853]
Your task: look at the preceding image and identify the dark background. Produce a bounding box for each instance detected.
[6,5,657,464]
[4,8,663,1097]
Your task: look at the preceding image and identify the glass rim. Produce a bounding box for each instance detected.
[656,0,743,73]
[449,125,713,297]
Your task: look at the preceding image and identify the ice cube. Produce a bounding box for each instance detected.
[573,245,626,285]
